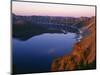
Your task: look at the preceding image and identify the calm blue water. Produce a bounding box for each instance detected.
[13,33,77,73]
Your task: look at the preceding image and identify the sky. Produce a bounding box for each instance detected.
[12,1,95,17]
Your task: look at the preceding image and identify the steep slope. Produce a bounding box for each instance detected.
[51,17,96,71]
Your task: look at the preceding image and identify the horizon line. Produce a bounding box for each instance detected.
[12,13,95,18]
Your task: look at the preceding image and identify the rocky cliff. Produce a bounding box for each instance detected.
[51,17,96,71]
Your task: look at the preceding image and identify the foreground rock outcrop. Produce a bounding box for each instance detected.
[51,17,96,71]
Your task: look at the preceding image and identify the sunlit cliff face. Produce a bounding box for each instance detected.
[51,17,96,71]
[12,1,95,17]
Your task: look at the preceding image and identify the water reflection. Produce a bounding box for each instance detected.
[13,32,80,74]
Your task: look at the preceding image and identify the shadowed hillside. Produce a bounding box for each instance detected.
[51,17,96,71]
[12,14,89,41]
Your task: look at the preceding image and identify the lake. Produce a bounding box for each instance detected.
[13,32,78,74]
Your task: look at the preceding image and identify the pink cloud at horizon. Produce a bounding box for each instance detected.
[12,1,95,17]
